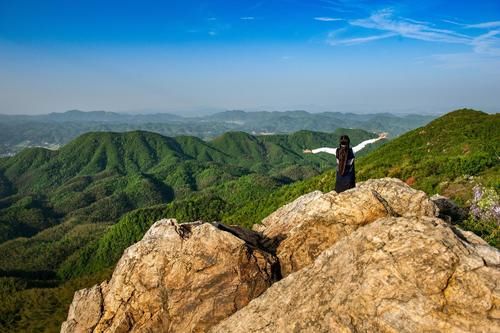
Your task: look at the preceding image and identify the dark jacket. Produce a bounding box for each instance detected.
[335,148,355,193]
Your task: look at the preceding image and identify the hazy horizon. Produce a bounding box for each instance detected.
[1,0,500,115]
[0,107,467,117]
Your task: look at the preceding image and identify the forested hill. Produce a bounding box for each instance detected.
[0,128,377,244]
[0,128,381,333]
[0,129,373,193]
[356,109,499,195]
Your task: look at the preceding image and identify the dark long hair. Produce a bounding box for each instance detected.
[337,135,350,176]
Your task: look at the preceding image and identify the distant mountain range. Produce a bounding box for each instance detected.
[0,110,435,156]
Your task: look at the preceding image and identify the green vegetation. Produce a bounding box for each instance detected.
[0,128,375,273]
[356,109,499,196]
[58,170,336,280]
[0,269,113,333]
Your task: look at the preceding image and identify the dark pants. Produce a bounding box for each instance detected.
[335,168,355,193]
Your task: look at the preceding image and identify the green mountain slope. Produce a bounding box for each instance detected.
[356,109,499,196]
[0,128,376,268]
[0,128,382,332]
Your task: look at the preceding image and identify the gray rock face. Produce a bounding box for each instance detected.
[61,219,278,333]
[212,216,500,333]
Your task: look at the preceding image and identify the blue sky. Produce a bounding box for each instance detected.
[1,0,499,115]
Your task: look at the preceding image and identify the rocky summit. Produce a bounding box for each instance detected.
[61,178,500,333]
[61,220,279,333]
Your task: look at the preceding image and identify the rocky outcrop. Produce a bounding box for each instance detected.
[356,178,439,217]
[253,190,323,238]
[61,219,279,333]
[62,178,500,333]
[61,284,104,333]
[275,188,389,276]
[257,178,439,276]
[212,216,500,333]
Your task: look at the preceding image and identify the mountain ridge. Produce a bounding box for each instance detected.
[0,109,434,156]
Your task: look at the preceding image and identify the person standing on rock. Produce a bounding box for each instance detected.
[303,133,387,193]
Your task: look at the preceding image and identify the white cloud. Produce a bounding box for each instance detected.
[350,9,471,44]
[240,17,255,20]
[328,32,396,45]
[323,7,500,58]
[441,19,465,26]
[441,19,500,29]
[401,17,431,25]
[472,30,500,56]
[466,21,500,29]
[314,17,343,22]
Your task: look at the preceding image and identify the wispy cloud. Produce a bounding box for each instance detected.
[472,30,500,56]
[207,17,217,21]
[466,21,500,29]
[325,8,500,59]
[442,19,500,29]
[314,17,343,22]
[401,17,431,25]
[350,9,471,44]
[441,19,464,26]
[240,16,256,20]
[327,31,396,45]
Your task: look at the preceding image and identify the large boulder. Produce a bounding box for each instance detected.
[61,284,104,333]
[212,216,500,333]
[61,219,279,333]
[276,188,389,276]
[256,178,439,276]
